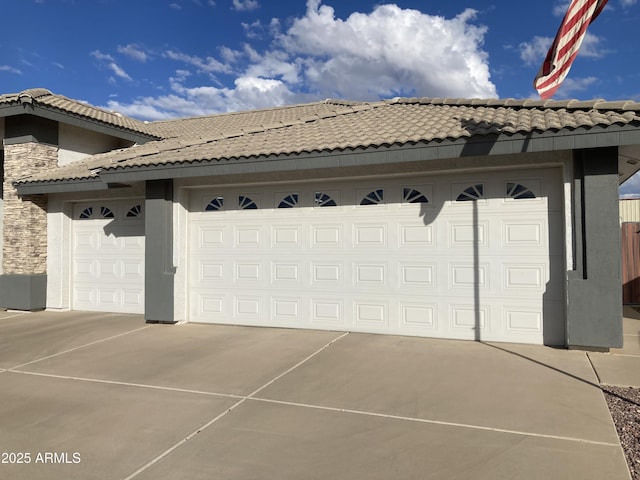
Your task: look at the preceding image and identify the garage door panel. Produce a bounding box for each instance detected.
[311,297,345,326]
[235,225,262,248]
[272,296,302,322]
[74,230,96,249]
[272,262,301,284]
[503,263,546,291]
[198,226,225,249]
[448,221,488,247]
[188,169,563,344]
[399,303,438,331]
[399,223,434,246]
[399,263,436,289]
[449,304,489,335]
[353,223,387,247]
[312,262,344,285]
[272,225,303,248]
[503,306,543,336]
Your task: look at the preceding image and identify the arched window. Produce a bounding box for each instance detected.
[278,193,299,208]
[506,183,536,199]
[403,188,429,204]
[314,192,337,207]
[100,207,115,218]
[456,184,484,202]
[205,197,224,211]
[239,195,258,209]
[79,207,93,219]
[126,205,142,217]
[360,189,384,205]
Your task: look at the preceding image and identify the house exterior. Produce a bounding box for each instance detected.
[1,88,639,350]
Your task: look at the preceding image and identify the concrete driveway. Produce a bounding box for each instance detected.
[0,310,630,480]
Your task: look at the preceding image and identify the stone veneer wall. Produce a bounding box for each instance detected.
[2,141,57,274]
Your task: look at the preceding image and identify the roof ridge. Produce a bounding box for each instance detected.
[149,99,368,126]
[385,96,640,112]
[39,91,149,124]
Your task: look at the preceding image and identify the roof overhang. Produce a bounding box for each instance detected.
[0,103,159,144]
[95,124,640,183]
[14,123,640,195]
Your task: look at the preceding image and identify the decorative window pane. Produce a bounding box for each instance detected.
[278,193,299,208]
[403,188,429,204]
[315,192,337,207]
[205,197,224,211]
[360,189,384,205]
[100,207,115,218]
[126,205,142,217]
[79,207,93,219]
[456,184,484,202]
[239,195,258,209]
[506,183,536,199]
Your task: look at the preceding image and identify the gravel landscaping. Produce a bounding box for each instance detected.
[604,386,640,479]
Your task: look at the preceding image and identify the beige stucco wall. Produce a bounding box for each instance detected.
[58,123,127,166]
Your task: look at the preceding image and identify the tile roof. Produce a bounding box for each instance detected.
[147,100,366,138]
[0,88,159,138]
[14,96,640,186]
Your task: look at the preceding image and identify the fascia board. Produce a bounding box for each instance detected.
[15,179,107,195]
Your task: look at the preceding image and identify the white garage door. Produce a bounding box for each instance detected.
[188,169,564,344]
[72,200,145,314]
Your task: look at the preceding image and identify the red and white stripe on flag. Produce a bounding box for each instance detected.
[534,0,607,99]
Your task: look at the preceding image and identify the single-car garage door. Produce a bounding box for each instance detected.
[188,169,564,344]
[72,200,145,313]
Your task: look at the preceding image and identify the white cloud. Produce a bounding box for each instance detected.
[578,32,610,58]
[109,63,132,81]
[519,36,553,66]
[105,77,297,120]
[0,65,22,75]
[276,2,496,99]
[620,171,640,197]
[118,44,148,63]
[553,76,599,98]
[519,32,609,66]
[621,0,637,6]
[108,1,498,119]
[164,50,232,74]
[242,20,263,39]
[232,0,259,12]
[553,1,571,16]
[91,50,132,81]
[90,50,114,62]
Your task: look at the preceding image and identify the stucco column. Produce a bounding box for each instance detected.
[144,179,176,323]
[0,140,57,309]
[566,146,623,349]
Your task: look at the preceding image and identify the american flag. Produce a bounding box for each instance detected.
[534,0,608,99]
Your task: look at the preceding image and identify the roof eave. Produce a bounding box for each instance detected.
[14,178,107,195]
[97,125,640,184]
[15,124,640,194]
[0,102,161,144]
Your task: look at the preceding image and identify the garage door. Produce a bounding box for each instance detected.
[72,200,145,313]
[188,169,564,344]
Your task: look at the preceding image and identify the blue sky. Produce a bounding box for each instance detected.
[2,0,640,192]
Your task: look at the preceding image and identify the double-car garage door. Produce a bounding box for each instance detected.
[188,169,564,344]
